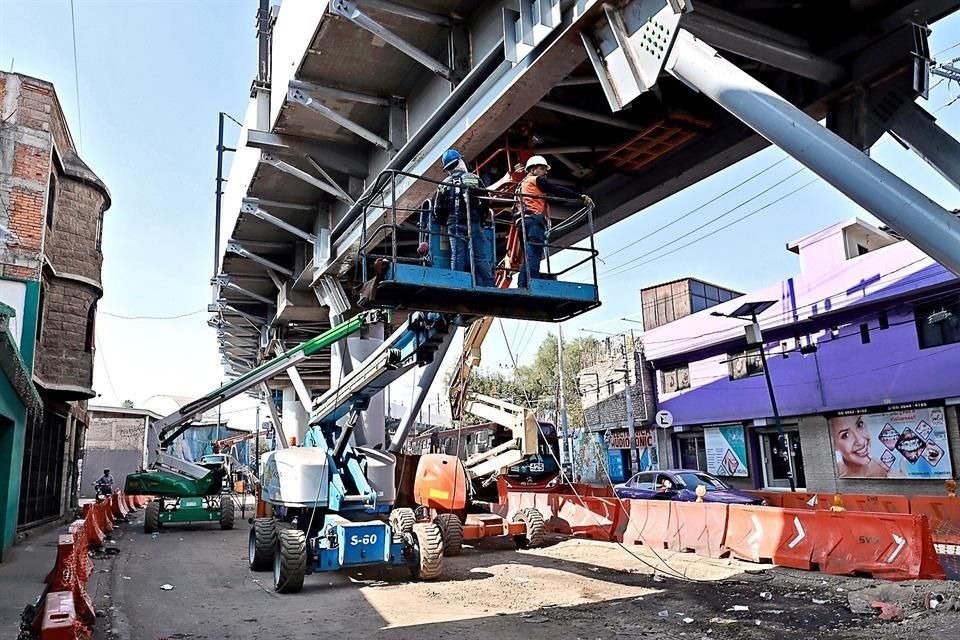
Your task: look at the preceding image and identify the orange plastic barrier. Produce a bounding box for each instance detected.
[622,499,673,549]
[814,493,911,514]
[123,492,137,511]
[45,534,96,627]
[724,504,817,570]
[101,501,115,531]
[80,505,105,547]
[67,520,93,581]
[813,511,945,580]
[110,492,129,518]
[551,495,625,542]
[669,501,728,558]
[40,591,78,640]
[780,492,818,510]
[746,491,783,508]
[910,496,960,545]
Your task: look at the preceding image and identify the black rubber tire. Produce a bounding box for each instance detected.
[144,501,160,534]
[512,507,546,549]
[410,522,443,581]
[249,517,277,571]
[389,507,416,535]
[219,495,235,530]
[433,513,463,557]
[274,529,306,593]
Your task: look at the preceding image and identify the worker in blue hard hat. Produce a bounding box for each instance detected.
[516,155,594,288]
[432,149,494,286]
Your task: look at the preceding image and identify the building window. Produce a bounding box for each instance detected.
[690,280,737,313]
[916,295,960,349]
[728,348,763,380]
[84,303,97,353]
[661,364,690,393]
[45,173,58,227]
[95,207,105,252]
[677,434,707,471]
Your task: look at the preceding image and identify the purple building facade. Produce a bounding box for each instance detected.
[643,219,960,496]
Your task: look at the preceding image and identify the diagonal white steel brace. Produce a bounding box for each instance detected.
[261,152,364,201]
[304,156,355,205]
[241,200,318,243]
[330,0,452,80]
[226,240,294,277]
[664,29,960,276]
[287,87,392,149]
[275,343,316,416]
[259,382,288,450]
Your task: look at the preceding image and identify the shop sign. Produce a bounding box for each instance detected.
[704,424,748,477]
[607,427,657,450]
[828,404,951,479]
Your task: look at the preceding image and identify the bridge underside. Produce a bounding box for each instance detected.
[214,0,958,396]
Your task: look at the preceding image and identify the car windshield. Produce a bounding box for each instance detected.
[675,472,729,491]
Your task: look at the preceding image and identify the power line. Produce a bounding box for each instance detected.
[69,0,83,153]
[94,334,119,400]
[100,308,206,320]
[602,173,817,280]
[598,156,791,265]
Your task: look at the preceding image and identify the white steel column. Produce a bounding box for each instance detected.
[666,30,960,276]
[388,326,457,453]
[281,385,308,445]
[345,324,385,447]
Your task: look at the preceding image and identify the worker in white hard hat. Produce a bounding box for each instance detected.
[516,155,594,288]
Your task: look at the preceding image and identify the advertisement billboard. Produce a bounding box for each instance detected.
[829,403,952,479]
[704,425,748,477]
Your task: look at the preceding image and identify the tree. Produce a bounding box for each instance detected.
[121,399,135,408]
[464,333,597,427]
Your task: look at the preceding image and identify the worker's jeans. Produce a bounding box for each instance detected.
[518,215,547,288]
[449,223,494,287]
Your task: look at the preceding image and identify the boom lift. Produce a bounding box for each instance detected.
[249,311,460,592]
[124,311,387,534]
[408,392,557,555]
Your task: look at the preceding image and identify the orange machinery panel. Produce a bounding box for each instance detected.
[414,454,468,511]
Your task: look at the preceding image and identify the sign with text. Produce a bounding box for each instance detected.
[605,427,659,472]
[704,425,748,477]
[829,404,951,479]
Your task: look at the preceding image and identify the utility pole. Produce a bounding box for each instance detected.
[751,311,796,492]
[712,301,795,492]
[556,325,574,479]
[620,332,638,475]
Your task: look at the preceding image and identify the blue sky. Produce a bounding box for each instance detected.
[2,2,959,426]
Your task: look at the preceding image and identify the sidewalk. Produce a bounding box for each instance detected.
[0,518,110,638]
[0,525,62,636]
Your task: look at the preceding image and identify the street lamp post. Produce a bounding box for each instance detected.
[711,301,796,492]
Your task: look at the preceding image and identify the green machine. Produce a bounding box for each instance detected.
[124,311,388,534]
[125,459,233,533]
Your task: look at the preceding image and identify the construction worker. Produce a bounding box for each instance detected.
[432,149,495,286]
[516,156,594,288]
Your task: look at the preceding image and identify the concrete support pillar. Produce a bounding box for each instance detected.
[281,385,308,445]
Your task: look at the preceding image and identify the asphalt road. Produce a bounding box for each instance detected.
[93,502,960,640]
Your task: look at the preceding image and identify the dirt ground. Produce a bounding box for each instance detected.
[89,503,960,640]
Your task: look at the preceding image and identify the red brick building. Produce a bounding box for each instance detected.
[0,71,110,539]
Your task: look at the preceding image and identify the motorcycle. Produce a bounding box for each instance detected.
[93,480,113,502]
